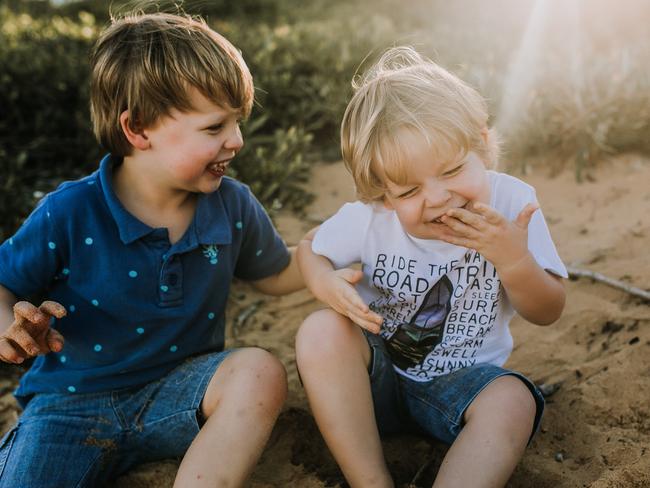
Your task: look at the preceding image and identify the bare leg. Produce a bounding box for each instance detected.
[295,309,393,488]
[173,347,287,488]
[432,375,537,488]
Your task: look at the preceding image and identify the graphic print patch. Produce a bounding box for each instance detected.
[202,245,219,264]
[386,275,453,370]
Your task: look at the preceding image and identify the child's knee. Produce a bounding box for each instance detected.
[499,376,537,429]
[466,375,537,436]
[295,309,356,361]
[241,348,288,403]
[204,348,287,417]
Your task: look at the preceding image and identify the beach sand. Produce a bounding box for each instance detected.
[1,155,649,487]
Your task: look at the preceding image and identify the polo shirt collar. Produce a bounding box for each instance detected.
[98,154,231,246]
[99,154,154,244]
[194,188,232,246]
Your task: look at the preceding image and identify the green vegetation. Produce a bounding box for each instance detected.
[1,0,649,239]
[0,0,401,240]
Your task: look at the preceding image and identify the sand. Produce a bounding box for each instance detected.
[1,155,649,487]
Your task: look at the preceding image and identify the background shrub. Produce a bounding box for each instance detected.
[2,0,650,240]
[0,7,101,240]
[0,0,398,240]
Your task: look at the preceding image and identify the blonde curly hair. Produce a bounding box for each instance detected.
[341,46,499,202]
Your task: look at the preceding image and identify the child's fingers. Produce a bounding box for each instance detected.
[5,326,42,357]
[340,295,382,331]
[342,288,369,313]
[341,291,382,324]
[445,208,487,230]
[515,202,539,229]
[340,296,369,319]
[39,301,67,319]
[471,202,503,225]
[0,337,27,364]
[351,306,382,326]
[46,328,65,353]
[349,312,381,334]
[13,301,48,327]
[367,309,383,324]
[359,322,381,335]
[440,215,479,238]
[438,232,473,249]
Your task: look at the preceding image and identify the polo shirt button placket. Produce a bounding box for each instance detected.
[159,254,183,306]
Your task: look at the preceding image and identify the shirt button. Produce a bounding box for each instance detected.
[169,274,178,285]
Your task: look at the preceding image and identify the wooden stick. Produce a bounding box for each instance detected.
[232,300,265,338]
[408,457,435,488]
[567,266,650,301]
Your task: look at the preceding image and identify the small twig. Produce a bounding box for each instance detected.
[232,300,265,338]
[408,441,438,488]
[567,265,650,301]
[408,456,436,488]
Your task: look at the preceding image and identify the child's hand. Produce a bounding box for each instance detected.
[314,268,383,334]
[439,202,538,273]
[0,301,66,364]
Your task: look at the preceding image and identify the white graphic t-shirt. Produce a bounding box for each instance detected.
[312,171,567,382]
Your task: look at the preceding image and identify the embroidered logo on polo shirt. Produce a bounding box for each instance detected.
[202,244,219,265]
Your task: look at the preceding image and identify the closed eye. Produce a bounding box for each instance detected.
[204,124,224,133]
[443,163,465,177]
[397,187,418,199]
[204,117,244,134]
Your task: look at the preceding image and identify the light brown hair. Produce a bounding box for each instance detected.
[90,12,254,156]
[341,46,499,202]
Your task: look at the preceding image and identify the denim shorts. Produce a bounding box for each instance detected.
[0,350,232,488]
[365,332,545,445]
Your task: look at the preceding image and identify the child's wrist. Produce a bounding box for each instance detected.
[494,251,535,283]
[309,270,336,297]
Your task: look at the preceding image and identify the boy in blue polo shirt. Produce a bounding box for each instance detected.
[0,13,304,487]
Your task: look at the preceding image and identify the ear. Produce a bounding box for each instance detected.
[119,110,150,151]
[480,126,490,146]
[382,195,395,210]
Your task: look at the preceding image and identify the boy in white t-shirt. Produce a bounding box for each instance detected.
[296,47,567,487]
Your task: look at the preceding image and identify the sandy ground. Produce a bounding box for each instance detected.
[1,155,649,487]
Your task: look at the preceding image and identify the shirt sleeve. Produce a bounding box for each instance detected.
[0,196,63,298]
[234,187,290,281]
[492,173,567,278]
[311,202,372,269]
[527,204,568,278]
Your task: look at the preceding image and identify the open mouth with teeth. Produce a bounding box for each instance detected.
[428,201,470,224]
[207,160,230,178]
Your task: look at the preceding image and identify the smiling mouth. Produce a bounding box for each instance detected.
[429,201,470,224]
[207,160,230,177]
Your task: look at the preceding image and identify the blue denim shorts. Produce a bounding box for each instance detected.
[365,332,545,445]
[0,350,232,488]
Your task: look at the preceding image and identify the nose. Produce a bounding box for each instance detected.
[422,181,451,208]
[225,124,244,152]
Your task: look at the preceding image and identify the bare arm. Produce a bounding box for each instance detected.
[296,229,383,333]
[251,226,320,296]
[496,254,565,325]
[296,227,335,297]
[250,246,304,296]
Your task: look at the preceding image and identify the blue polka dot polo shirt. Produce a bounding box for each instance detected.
[0,155,290,404]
